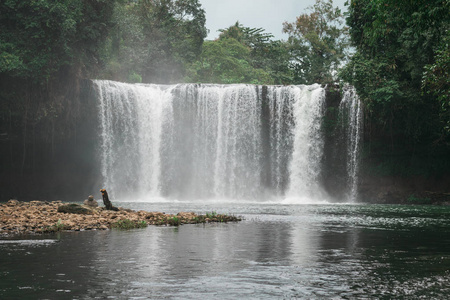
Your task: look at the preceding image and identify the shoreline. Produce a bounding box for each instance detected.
[0,200,241,236]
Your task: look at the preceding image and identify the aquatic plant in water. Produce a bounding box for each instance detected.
[111,219,148,230]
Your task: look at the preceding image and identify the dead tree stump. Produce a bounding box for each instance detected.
[100,189,119,211]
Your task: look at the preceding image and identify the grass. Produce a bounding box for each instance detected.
[44,219,66,233]
[152,211,242,226]
[111,219,148,230]
[205,211,218,218]
[201,212,242,223]
[166,216,181,226]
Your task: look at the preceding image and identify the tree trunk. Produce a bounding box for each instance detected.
[100,189,118,211]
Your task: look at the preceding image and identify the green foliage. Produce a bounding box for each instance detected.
[128,71,142,83]
[185,38,273,84]
[283,0,350,84]
[205,211,218,218]
[101,0,207,83]
[99,2,146,82]
[45,219,67,233]
[166,216,181,226]
[203,211,242,223]
[422,32,450,140]
[185,22,292,84]
[218,22,292,83]
[0,0,116,82]
[0,0,117,162]
[341,0,449,147]
[53,219,65,231]
[111,219,148,229]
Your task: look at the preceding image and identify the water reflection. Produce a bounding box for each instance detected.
[2,204,450,299]
[0,231,102,299]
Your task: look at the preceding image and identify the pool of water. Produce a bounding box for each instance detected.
[2,203,450,299]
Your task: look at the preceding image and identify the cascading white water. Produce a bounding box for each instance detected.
[267,86,295,196]
[94,80,342,202]
[96,81,175,199]
[211,86,262,199]
[339,86,363,202]
[287,86,326,199]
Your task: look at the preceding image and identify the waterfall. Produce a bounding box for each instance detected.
[266,86,295,196]
[94,80,357,202]
[287,86,326,200]
[339,86,363,202]
[96,81,174,200]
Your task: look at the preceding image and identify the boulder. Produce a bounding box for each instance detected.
[83,195,98,208]
[57,204,95,215]
[7,199,19,206]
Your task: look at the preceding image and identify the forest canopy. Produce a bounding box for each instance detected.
[341,0,449,146]
[0,0,351,86]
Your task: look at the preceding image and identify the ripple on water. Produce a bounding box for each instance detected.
[0,239,57,246]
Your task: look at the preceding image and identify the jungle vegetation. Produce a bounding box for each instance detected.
[340,0,449,176]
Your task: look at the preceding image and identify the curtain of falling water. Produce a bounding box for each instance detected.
[94,81,356,202]
[339,87,363,202]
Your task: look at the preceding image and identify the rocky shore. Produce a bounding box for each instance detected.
[0,200,241,236]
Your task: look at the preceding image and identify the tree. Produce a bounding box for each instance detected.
[100,1,147,82]
[135,0,207,83]
[0,0,117,144]
[340,0,449,145]
[100,0,207,83]
[0,0,116,81]
[221,22,293,84]
[0,0,117,166]
[422,32,450,141]
[0,0,118,199]
[283,0,349,84]
[185,37,273,84]
[185,22,292,85]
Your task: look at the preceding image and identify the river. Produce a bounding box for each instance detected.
[1,202,450,299]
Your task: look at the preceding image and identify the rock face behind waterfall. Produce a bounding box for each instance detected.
[322,85,363,201]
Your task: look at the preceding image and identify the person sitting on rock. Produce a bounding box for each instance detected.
[83,195,98,208]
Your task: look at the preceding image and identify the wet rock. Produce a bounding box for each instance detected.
[0,200,241,236]
[119,207,134,212]
[7,199,19,206]
[83,195,98,208]
[58,204,95,215]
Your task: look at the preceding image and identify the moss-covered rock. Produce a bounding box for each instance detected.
[57,203,95,215]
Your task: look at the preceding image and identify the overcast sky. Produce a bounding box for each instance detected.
[199,0,348,41]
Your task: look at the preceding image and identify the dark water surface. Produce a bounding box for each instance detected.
[2,203,450,299]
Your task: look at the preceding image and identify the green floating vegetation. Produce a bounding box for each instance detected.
[194,212,242,224]
[111,219,148,230]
